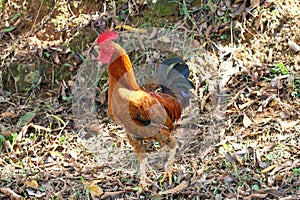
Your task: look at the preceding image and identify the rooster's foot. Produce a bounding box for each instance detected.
[159,171,173,185]
[136,178,152,194]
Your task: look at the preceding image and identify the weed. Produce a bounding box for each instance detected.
[270,62,289,76]
[292,168,299,176]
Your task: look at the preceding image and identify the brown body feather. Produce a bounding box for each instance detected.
[107,42,181,138]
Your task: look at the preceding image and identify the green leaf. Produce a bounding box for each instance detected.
[80,175,85,183]
[292,168,299,176]
[62,63,72,67]
[17,112,36,127]
[2,178,11,182]
[44,51,50,58]
[275,62,284,68]
[133,186,141,191]
[220,34,227,40]
[39,185,46,192]
[0,134,4,141]
[281,67,289,75]
[252,184,260,191]
[62,95,72,101]
[3,26,16,33]
[13,13,21,20]
[153,141,160,148]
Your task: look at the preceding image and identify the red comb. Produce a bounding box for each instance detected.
[98,30,119,44]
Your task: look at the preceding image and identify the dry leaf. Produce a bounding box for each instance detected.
[243,113,252,128]
[288,40,300,52]
[50,151,64,159]
[101,191,126,198]
[249,0,260,10]
[230,2,246,18]
[238,100,256,110]
[159,36,171,43]
[88,184,103,196]
[158,181,188,195]
[278,119,300,129]
[51,52,60,64]
[68,80,76,87]
[24,180,39,190]
[1,131,13,137]
[1,111,17,117]
[68,150,78,160]
[261,165,277,174]
[25,188,45,198]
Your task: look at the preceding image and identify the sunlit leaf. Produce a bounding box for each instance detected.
[50,151,64,158]
[261,165,277,174]
[88,184,103,196]
[25,180,39,190]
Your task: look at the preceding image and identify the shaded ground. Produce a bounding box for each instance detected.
[0,0,300,199]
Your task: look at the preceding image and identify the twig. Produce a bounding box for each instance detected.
[29,0,44,35]
[28,0,59,37]
[101,191,126,199]
[158,181,188,195]
[0,188,23,200]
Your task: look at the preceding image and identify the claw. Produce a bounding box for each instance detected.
[160,171,173,185]
[136,179,151,194]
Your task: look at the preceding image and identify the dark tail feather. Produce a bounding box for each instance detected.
[158,58,194,108]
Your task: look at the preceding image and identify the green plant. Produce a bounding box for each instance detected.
[29,132,36,141]
[0,0,4,10]
[0,133,17,150]
[59,136,66,143]
[292,168,299,176]
[10,133,18,147]
[171,0,197,25]
[291,78,300,97]
[0,134,4,150]
[270,62,289,75]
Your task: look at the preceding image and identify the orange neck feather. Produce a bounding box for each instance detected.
[107,42,140,91]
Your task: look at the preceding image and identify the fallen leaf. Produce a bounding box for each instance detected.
[25,180,39,190]
[50,151,64,159]
[261,165,277,174]
[17,112,36,127]
[243,113,252,128]
[278,119,299,129]
[159,36,171,43]
[26,188,45,198]
[288,40,300,52]
[101,190,126,198]
[230,2,246,18]
[249,0,260,10]
[1,111,17,117]
[158,181,188,195]
[69,150,78,160]
[238,100,257,110]
[88,184,103,196]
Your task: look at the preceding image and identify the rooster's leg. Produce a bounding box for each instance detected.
[160,136,178,185]
[127,135,150,189]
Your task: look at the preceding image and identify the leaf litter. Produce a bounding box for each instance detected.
[0,0,300,199]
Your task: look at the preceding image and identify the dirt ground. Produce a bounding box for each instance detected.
[0,0,300,199]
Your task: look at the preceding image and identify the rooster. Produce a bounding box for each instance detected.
[97,30,193,190]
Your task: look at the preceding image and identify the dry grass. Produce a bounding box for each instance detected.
[0,0,300,199]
